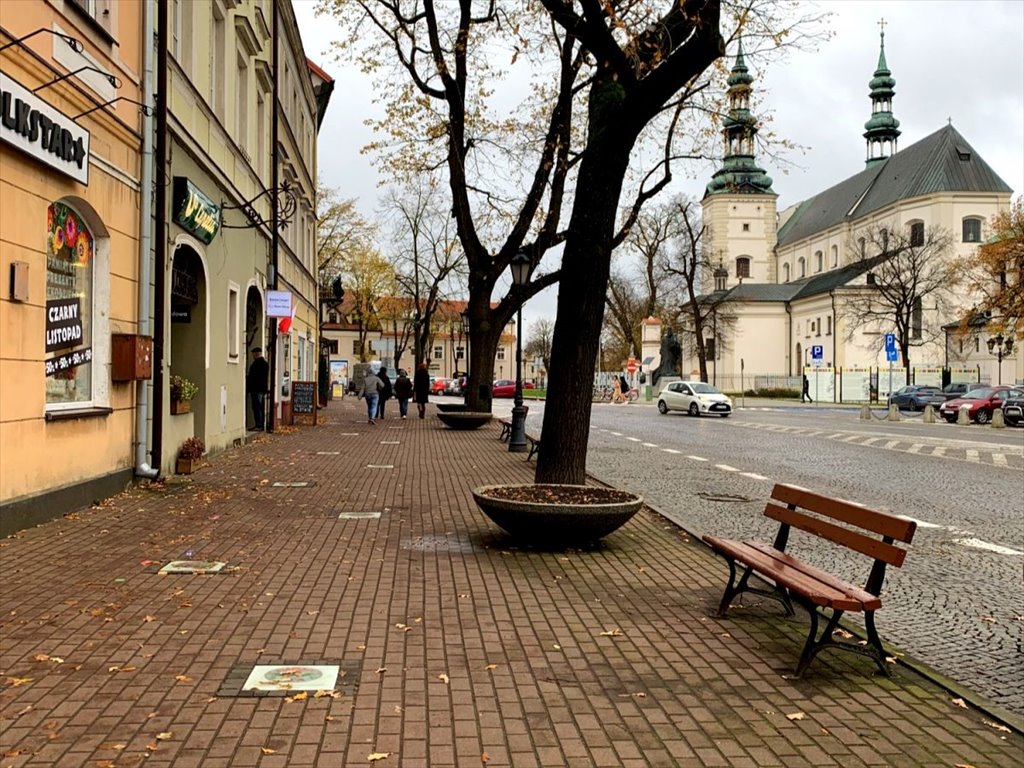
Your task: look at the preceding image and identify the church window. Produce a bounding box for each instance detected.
[881,229,890,252]
[858,237,866,258]
[814,251,823,272]
[736,257,751,278]
[909,221,925,247]
[742,223,750,232]
[798,257,806,278]
[912,298,923,339]
[827,317,833,336]
[815,318,822,337]
[962,217,982,243]
[831,245,838,267]
[783,263,790,282]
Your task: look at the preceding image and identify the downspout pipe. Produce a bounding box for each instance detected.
[785,302,792,376]
[267,0,279,433]
[151,0,169,472]
[134,0,158,479]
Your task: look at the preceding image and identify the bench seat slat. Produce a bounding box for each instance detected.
[764,503,908,567]
[703,536,878,612]
[771,484,916,543]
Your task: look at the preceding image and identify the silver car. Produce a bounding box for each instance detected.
[657,381,732,417]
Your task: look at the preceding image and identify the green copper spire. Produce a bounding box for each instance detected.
[863,22,900,168]
[705,40,774,197]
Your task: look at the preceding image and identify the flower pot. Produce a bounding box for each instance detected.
[472,484,643,546]
[171,398,191,415]
[435,403,469,413]
[436,411,492,430]
[176,457,199,474]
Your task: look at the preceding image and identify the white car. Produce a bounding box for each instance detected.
[657,381,732,417]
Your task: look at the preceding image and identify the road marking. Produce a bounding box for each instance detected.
[883,440,899,450]
[626,437,641,442]
[903,516,944,529]
[663,448,681,454]
[610,432,622,436]
[966,450,980,463]
[740,472,770,481]
[686,455,708,462]
[907,444,923,454]
[827,433,845,439]
[993,454,1008,467]
[953,538,1024,556]
[716,464,739,472]
[641,442,659,448]
[862,437,882,445]
[932,447,946,456]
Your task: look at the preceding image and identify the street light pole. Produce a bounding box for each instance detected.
[987,334,1015,385]
[508,250,530,453]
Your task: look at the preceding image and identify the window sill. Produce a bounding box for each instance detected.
[45,406,114,422]
[65,4,118,47]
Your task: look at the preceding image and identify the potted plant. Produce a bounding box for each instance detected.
[170,374,199,414]
[176,436,205,475]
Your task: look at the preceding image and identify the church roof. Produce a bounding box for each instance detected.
[777,124,1012,247]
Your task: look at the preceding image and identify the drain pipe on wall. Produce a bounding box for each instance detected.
[134,0,158,479]
[150,0,170,472]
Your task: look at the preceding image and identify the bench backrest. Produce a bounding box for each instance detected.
[767,484,917,570]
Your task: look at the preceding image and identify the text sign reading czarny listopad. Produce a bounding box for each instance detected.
[0,71,91,185]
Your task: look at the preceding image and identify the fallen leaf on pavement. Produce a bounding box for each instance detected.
[286,692,308,702]
[144,616,156,622]
[484,664,498,670]
[983,720,1011,733]
[174,675,192,682]
[979,615,997,623]
[7,676,33,687]
[156,732,172,740]
[376,667,387,674]
[951,698,968,709]
[313,690,338,699]
[481,752,490,763]
[145,743,159,751]
[437,673,449,684]
[786,712,806,721]
[368,752,391,762]
[325,715,335,722]
[954,764,977,768]
[598,628,623,637]
[16,704,33,716]
[261,747,276,755]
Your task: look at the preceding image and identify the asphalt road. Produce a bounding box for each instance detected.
[511,398,1024,717]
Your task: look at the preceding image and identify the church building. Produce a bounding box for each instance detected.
[681,28,1016,395]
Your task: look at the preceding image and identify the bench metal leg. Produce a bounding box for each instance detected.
[499,423,511,442]
[792,603,892,678]
[526,441,540,461]
[713,557,795,618]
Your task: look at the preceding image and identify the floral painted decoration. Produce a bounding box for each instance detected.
[48,203,93,266]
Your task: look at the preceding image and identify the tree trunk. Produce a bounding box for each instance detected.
[463,307,502,413]
[536,99,636,485]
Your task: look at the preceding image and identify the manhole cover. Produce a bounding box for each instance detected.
[272,481,315,487]
[158,560,227,574]
[337,511,382,520]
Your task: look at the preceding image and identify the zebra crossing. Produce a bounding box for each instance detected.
[733,421,1024,470]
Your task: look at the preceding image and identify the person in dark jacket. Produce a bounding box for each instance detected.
[413,362,430,419]
[393,369,413,419]
[246,348,270,430]
[376,366,393,419]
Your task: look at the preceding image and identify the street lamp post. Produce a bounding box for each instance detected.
[508,250,530,453]
[460,309,470,400]
[987,334,1015,385]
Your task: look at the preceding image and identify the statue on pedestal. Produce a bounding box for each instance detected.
[652,327,681,387]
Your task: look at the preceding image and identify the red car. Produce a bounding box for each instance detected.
[938,386,1024,424]
[431,378,449,394]
[492,379,535,398]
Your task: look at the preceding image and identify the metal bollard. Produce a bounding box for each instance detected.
[923,404,936,423]
[957,405,971,425]
[992,409,1006,429]
[887,404,901,421]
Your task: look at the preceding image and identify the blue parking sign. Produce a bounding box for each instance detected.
[886,347,898,362]
[884,333,896,351]
[811,345,824,360]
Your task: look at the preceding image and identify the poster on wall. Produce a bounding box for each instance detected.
[840,367,873,402]
[330,359,348,397]
[914,367,943,388]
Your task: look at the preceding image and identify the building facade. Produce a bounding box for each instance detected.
[1,0,146,529]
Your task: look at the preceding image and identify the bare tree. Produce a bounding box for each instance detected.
[842,224,957,382]
[524,318,555,376]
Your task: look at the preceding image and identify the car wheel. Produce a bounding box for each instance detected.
[975,409,990,425]
[657,400,668,415]
[688,403,699,417]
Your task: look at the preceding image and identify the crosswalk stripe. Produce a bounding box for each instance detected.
[993,454,1008,466]
[966,450,980,462]
[884,440,900,450]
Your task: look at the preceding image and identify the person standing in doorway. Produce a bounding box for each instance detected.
[802,374,813,403]
[376,366,393,420]
[413,361,430,419]
[359,368,383,424]
[393,369,413,419]
[247,348,270,430]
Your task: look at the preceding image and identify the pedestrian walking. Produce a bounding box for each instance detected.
[359,369,384,424]
[802,374,813,403]
[393,369,413,419]
[376,366,393,419]
[413,361,430,419]
[611,377,626,404]
[246,348,269,430]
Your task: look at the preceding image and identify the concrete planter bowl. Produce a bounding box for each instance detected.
[436,411,493,430]
[435,403,470,413]
[472,484,643,546]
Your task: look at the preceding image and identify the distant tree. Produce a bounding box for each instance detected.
[957,199,1024,340]
[344,249,396,362]
[842,223,957,382]
[316,184,375,292]
[524,318,555,376]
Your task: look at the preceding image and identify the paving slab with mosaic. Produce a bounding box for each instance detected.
[0,400,1020,767]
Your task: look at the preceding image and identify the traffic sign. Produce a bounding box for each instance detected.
[626,358,638,374]
[886,347,898,362]
[884,333,896,351]
[811,345,824,361]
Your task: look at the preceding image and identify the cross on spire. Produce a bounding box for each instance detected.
[878,17,887,34]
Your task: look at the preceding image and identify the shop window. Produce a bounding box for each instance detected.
[45,202,94,406]
[962,217,982,243]
[228,284,239,360]
[735,257,751,278]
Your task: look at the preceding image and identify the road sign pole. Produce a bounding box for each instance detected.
[888,361,893,401]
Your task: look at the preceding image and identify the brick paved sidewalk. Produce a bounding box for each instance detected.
[1,399,1020,767]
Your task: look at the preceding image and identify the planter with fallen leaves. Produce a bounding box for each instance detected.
[472,484,643,546]
[436,411,492,430]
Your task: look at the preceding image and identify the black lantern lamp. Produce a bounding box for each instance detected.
[987,334,1014,385]
[508,250,531,453]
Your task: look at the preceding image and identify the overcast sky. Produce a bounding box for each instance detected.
[296,0,1024,332]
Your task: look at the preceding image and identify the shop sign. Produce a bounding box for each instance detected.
[266,290,292,318]
[172,177,221,244]
[0,71,91,185]
[45,297,84,353]
[171,306,192,323]
[46,347,92,378]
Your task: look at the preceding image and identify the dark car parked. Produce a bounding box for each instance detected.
[942,382,981,401]
[1003,394,1024,427]
[887,385,946,411]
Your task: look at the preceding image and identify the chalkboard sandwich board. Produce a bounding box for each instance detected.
[292,380,316,423]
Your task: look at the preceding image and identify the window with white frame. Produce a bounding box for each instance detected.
[433,345,443,359]
[236,52,249,152]
[228,284,239,359]
[831,245,838,268]
[783,263,790,282]
[211,5,226,120]
[814,251,823,272]
[496,348,506,360]
[352,339,360,355]
[962,217,982,243]
[297,334,306,380]
[798,257,806,277]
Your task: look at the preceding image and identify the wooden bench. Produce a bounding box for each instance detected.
[702,483,916,677]
[498,406,529,443]
[525,433,540,461]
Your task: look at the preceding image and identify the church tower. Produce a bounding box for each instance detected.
[701,40,778,289]
[863,22,900,167]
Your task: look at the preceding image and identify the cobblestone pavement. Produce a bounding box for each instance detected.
[577,401,1024,721]
[0,398,1021,767]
